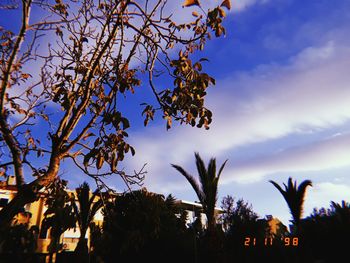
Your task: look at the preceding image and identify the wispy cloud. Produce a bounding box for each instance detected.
[125,38,350,191]
[231,0,269,12]
[223,133,350,184]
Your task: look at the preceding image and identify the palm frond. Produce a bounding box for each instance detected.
[270,178,312,228]
[195,153,209,197]
[88,198,104,226]
[296,179,312,217]
[217,159,228,180]
[171,164,204,202]
[269,180,287,199]
[297,180,312,193]
[207,158,217,181]
[71,196,80,228]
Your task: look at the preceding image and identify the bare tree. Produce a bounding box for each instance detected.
[0,0,231,226]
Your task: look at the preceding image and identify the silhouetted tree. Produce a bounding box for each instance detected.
[0,224,39,263]
[220,196,269,262]
[172,152,227,233]
[88,222,104,263]
[0,223,38,253]
[172,153,227,262]
[42,178,76,263]
[100,189,195,262]
[302,200,350,263]
[221,195,260,232]
[72,182,104,262]
[330,200,350,224]
[269,177,312,232]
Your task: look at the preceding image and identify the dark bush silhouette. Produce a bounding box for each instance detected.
[98,189,196,263]
[0,224,38,253]
[220,196,271,262]
[301,200,350,263]
[0,224,39,263]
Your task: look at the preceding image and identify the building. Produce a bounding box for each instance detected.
[174,199,224,228]
[259,215,288,237]
[0,176,105,253]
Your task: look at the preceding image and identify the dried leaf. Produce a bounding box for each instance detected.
[96,154,104,170]
[55,27,63,37]
[165,115,172,130]
[121,117,130,130]
[21,73,31,79]
[130,146,136,156]
[221,0,232,10]
[218,7,226,17]
[109,151,116,171]
[182,0,200,8]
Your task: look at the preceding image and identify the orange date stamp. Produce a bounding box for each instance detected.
[244,237,299,247]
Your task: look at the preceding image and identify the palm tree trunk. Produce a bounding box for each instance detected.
[75,228,89,263]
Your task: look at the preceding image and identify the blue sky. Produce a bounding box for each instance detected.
[2,0,350,226]
[119,0,350,225]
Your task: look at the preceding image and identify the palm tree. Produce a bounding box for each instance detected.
[73,182,104,262]
[171,152,227,233]
[42,179,76,263]
[330,200,350,224]
[269,177,312,232]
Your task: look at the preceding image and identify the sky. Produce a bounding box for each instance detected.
[119,0,350,226]
[1,0,350,227]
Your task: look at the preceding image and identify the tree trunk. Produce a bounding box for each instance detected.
[75,230,89,263]
[0,155,60,229]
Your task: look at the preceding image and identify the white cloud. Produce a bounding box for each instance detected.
[125,39,350,191]
[305,182,350,213]
[209,41,350,147]
[222,133,350,184]
[231,0,269,12]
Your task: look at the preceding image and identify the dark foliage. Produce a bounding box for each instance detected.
[0,224,38,253]
[0,224,39,263]
[220,196,271,262]
[301,200,350,263]
[97,189,196,263]
[72,182,103,262]
[42,178,76,254]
